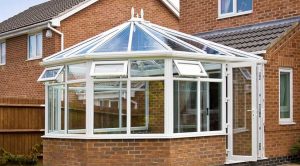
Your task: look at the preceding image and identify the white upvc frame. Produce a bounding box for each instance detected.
[279,68,294,124]
[27,32,43,60]
[44,59,229,139]
[218,0,253,19]
[174,60,208,77]
[90,61,128,77]
[0,42,6,65]
[38,66,64,82]
[227,62,257,162]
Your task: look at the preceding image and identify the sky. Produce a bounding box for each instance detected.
[0,0,49,22]
[0,0,179,23]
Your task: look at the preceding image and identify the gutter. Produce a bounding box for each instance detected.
[47,23,64,50]
[0,21,50,40]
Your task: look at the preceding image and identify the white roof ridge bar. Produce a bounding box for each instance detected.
[127,22,134,51]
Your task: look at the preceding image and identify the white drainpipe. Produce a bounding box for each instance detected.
[47,23,64,50]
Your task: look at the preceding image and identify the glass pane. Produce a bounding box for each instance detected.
[67,63,87,80]
[280,72,290,119]
[131,81,164,134]
[48,85,65,133]
[42,68,61,79]
[200,82,222,131]
[68,83,86,134]
[131,60,164,77]
[169,34,222,55]
[29,35,36,59]
[237,0,252,12]
[144,26,196,52]
[94,82,127,134]
[232,67,252,156]
[203,63,222,78]
[1,43,6,64]
[36,33,43,57]
[131,25,166,51]
[93,26,130,52]
[221,0,233,14]
[174,81,197,133]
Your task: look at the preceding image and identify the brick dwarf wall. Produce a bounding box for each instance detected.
[263,24,300,157]
[179,0,300,34]
[43,136,225,166]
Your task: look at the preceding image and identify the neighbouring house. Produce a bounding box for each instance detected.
[0,0,299,166]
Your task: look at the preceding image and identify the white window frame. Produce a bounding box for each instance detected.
[0,42,6,65]
[279,68,294,124]
[174,60,208,77]
[218,0,253,19]
[90,61,128,77]
[38,66,64,82]
[28,32,43,60]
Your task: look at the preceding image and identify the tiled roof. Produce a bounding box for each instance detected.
[196,17,300,53]
[0,0,86,34]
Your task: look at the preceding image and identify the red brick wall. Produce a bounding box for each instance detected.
[180,0,300,34]
[0,30,60,101]
[264,25,300,157]
[60,0,179,48]
[43,136,225,166]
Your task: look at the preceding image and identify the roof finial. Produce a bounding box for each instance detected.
[141,9,144,19]
[131,7,135,19]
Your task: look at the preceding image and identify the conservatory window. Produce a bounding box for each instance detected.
[174,81,198,133]
[279,68,293,124]
[90,61,128,77]
[67,63,87,81]
[0,42,6,65]
[130,60,164,77]
[48,85,65,134]
[28,32,43,60]
[131,81,164,134]
[38,66,64,82]
[174,60,207,77]
[67,83,86,134]
[200,82,222,131]
[94,81,127,134]
[219,0,253,18]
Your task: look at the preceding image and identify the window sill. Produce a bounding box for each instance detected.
[217,10,253,20]
[26,56,43,61]
[0,63,5,66]
[279,122,296,125]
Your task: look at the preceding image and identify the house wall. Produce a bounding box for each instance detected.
[43,136,226,166]
[60,0,179,49]
[264,24,300,157]
[179,0,300,34]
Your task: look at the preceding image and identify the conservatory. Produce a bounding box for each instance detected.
[39,11,266,163]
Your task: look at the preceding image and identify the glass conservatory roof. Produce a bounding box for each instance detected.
[43,16,263,63]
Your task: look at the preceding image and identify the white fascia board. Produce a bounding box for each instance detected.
[50,0,99,27]
[160,0,180,17]
[0,21,49,41]
[251,50,266,55]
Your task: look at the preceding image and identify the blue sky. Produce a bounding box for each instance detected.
[0,0,49,22]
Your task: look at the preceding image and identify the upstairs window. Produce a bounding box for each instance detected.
[28,32,43,60]
[219,0,253,18]
[279,68,293,124]
[0,42,6,65]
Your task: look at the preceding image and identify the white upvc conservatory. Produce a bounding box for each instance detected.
[39,11,266,162]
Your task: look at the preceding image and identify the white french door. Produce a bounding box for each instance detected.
[227,62,258,162]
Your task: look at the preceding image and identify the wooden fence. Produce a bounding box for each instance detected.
[0,98,44,155]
